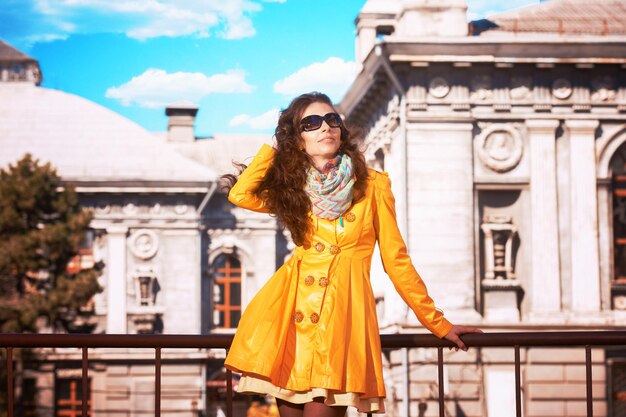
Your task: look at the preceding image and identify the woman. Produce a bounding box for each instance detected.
[223,92,480,417]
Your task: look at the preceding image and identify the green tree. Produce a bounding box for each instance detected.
[0,154,103,416]
[0,153,102,333]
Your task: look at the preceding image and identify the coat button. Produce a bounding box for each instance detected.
[304,275,315,286]
[310,313,320,324]
[314,242,325,252]
[329,245,341,255]
[293,311,304,323]
[344,212,356,222]
[319,277,329,287]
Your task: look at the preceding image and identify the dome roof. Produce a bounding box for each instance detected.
[0,83,217,183]
[0,83,217,184]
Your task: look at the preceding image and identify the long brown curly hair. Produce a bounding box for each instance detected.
[223,92,368,247]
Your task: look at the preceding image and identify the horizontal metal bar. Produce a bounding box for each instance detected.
[1,331,626,349]
[0,333,234,349]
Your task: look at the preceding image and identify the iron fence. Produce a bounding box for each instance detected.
[2,331,626,417]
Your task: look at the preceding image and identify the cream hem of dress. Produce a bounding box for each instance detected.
[237,375,386,414]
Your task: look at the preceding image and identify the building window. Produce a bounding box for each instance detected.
[66,230,95,274]
[22,378,37,417]
[55,377,91,417]
[609,359,626,416]
[212,253,242,329]
[611,143,626,309]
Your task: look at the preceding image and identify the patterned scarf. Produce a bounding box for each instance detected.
[305,154,355,220]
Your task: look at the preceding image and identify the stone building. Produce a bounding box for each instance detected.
[339,0,626,416]
[0,40,278,416]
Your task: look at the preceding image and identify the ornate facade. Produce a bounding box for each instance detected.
[339,0,626,415]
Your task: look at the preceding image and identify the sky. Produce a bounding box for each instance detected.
[1,0,540,137]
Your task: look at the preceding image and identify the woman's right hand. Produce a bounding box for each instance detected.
[443,325,483,351]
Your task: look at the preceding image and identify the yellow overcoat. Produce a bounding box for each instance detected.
[224,144,453,399]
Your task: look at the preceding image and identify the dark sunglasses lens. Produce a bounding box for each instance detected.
[325,113,341,127]
[300,115,323,132]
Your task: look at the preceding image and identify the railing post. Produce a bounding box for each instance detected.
[6,347,13,417]
[586,345,593,417]
[514,345,521,417]
[81,347,88,417]
[226,368,233,417]
[155,347,161,417]
[437,347,444,417]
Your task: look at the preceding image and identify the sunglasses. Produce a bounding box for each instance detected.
[299,112,342,132]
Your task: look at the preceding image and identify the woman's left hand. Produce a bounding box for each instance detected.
[443,325,483,352]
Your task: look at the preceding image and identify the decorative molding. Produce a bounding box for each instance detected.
[95,205,111,215]
[510,76,532,101]
[131,266,159,307]
[480,215,518,281]
[123,202,138,215]
[207,228,254,266]
[174,204,189,215]
[470,75,492,102]
[591,76,616,103]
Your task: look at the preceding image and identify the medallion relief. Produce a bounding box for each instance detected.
[476,124,524,173]
[552,78,573,100]
[129,229,159,260]
[428,77,450,98]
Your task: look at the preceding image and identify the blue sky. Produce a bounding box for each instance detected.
[2,0,539,137]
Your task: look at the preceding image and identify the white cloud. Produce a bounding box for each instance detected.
[105,68,254,108]
[8,0,264,44]
[229,108,279,130]
[273,57,358,101]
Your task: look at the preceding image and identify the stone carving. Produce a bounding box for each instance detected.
[133,268,158,307]
[95,205,111,215]
[591,76,616,102]
[129,229,159,260]
[470,75,492,101]
[480,216,517,281]
[429,77,450,98]
[614,296,626,311]
[150,203,162,214]
[510,76,532,100]
[132,313,162,334]
[476,124,523,173]
[552,78,573,100]
[174,204,188,215]
[123,202,138,215]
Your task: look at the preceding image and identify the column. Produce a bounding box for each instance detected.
[565,119,601,312]
[527,119,562,313]
[106,225,128,333]
[355,24,377,67]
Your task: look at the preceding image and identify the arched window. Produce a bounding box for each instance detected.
[211,253,242,329]
[611,143,626,303]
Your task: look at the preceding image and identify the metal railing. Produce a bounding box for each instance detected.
[2,331,626,417]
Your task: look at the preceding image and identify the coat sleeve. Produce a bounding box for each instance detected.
[227,144,275,213]
[372,171,454,338]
